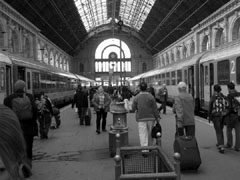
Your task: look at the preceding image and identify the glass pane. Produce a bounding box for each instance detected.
[74,0,156,32]
[237,57,240,84]
[217,60,230,85]
[0,67,5,91]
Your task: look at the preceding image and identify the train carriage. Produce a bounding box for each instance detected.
[0,53,13,103]
[127,41,240,116]
[199,41,240,113]
[0,53,94,107]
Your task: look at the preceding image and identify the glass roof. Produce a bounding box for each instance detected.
[74,0,156,32]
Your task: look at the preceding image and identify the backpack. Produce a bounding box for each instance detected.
[212,95,229,116]
[12,94,33,121]
[231,95,240,116]
[35,97,48,114]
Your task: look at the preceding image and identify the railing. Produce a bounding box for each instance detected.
[114,133,181,180]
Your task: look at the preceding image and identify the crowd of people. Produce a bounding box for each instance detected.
[1,79,240,179]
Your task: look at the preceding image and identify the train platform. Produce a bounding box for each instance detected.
[30,105,240,180]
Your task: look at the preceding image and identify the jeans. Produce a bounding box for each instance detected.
[159,101,167,113]
[226,114,240,149]
[212,116,224,148]
[23,134,34,160]
[138,121,154,147]
[39,112,51,138]
[96,108,107,131]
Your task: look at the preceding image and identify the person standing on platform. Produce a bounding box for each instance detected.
[173,81,195,136]
[92,85,111,134]
[72,84,89,125]
[4,80,38,165]
[132,82,161,147]
[208,84,228,153]
[35,91,53,139]
[226,82,240,151]
[0,105,32,180]
[148,84,155,98]
[158,84,168,114]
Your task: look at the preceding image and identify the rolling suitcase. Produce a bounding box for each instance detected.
[85,108,91,126]
[174,135,201,170]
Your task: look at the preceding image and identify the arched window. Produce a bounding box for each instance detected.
[170,51,174,63]
[59,56,62,69]
[202,35,209,52]
[166,53,169,65]
[55,54,59,67]
[37,43,42,61]
[190,41,195,56]
[142,62,147,72]
[12,29,19,53]
[43,48,49,64]
[232,18,240,41]
[49,51,54,66]
[94,38,132,73]
[183,46,187,59]
[162,56,165,66]
[176,49,180,61]
[0,24,4,48]
[24,37,31,58]
[215,28,224,47]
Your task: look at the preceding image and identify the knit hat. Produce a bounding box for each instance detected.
[14,80,26,93]
[214,84,221,92]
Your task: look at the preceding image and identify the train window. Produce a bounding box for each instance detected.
[184,70,188,84]
[166,72,170,85]
[237,57,240,84]
[0,67,5,91]
[27,72,31,90]
[217,60,230,85]
[32,72,40,89]
[171,71,176,85]
[205,66,209,85]
[162,73,165,84]
[177,70,182,83]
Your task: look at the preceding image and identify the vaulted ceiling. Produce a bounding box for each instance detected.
[3,0,231,56]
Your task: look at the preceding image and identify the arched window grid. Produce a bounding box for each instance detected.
[94,38,132,73]
[101,45,125,59]
[232,18,240,41]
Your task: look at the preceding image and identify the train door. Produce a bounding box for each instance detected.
[6,65,12,96]
[209,63,214,97]
[26,69,33,94]
[188,66,194,97]
[200,62,214,109]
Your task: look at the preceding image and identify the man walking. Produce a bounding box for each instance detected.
[72,85,89,125]
[226,82,240,151]
[4,80,38,164]
[158,84,168,114]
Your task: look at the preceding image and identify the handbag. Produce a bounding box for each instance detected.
[151,122,162,138]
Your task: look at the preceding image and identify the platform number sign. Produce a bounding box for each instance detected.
[231,60,236,74]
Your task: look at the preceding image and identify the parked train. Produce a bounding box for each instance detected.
[0,53,94,107]
[128,41,240,116]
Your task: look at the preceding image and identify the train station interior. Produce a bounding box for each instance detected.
[1,1,240,180]
[1,0,231,86]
